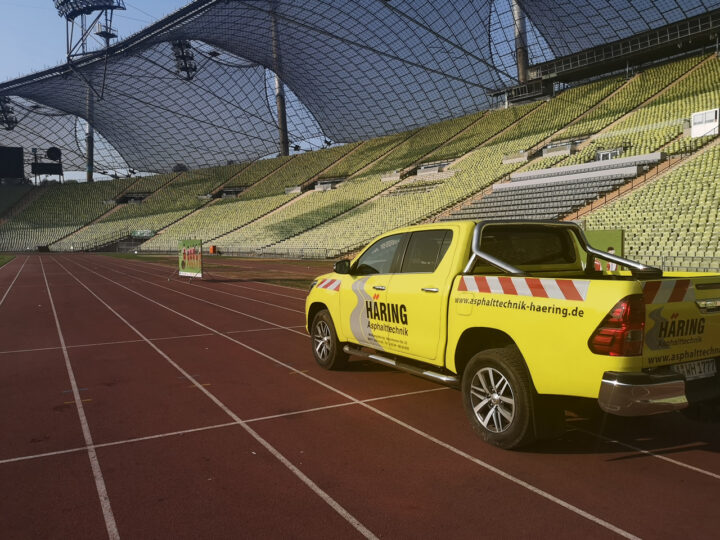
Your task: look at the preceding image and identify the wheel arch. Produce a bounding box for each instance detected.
[454,328,528,381]
[307,301,328,332]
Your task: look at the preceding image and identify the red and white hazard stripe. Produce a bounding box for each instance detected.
[316,278,341,291]
[642,279,695,304]
[458,275,590,302]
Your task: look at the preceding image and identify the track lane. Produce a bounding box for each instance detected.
[59,254,644,539]
[49,255,378,539]
[0,452,111,539]
[72,254,720,538]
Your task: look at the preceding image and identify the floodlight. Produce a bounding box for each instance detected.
[54,0,125,21]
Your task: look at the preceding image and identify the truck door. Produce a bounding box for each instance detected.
[339,232,406,351]
[385,229,454,365]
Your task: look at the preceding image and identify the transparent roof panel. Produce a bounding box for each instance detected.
[1,0,719,173]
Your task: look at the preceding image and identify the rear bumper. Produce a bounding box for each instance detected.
[598,370,688,416]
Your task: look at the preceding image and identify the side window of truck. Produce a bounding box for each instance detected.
[400,230,453,273]
[354,233,405,275]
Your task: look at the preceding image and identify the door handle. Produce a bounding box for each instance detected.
[421,287,439,293]
[373,285,386,291]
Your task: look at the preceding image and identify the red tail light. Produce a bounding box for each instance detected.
[588,295,645,356]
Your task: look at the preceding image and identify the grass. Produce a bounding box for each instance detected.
[0,255,14,268]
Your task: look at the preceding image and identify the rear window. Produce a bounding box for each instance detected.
[400,230,453,273]
[478,225,577,267]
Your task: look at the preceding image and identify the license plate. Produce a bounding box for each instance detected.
[671,358,718,381]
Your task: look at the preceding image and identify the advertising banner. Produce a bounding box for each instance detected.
[179,239,202,278]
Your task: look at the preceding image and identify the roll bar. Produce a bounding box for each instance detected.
[463,220,663,279]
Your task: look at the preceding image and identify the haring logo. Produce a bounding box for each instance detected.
[646,308,705,350]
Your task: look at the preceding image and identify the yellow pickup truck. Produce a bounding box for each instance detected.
[305,221,720,448]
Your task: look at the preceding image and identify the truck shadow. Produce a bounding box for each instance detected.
[527,401,720,456]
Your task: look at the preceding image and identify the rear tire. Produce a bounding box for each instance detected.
[311,309,348,370]
[462,347,563,449]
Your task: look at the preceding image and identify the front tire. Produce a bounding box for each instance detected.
[311,309,348,370]
[462,347,536,449]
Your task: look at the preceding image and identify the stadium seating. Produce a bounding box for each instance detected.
[213,174,391,253]
[0,178,133,251]
[223,156,294,188]
[556,54,705,141]
[138,193,296,252]
[0,185,32,218]
[425,102,540,162]
[3,52,720,264]
[318,132,415,179]
[362,111,486,175]
[53,167,232,251]
[584,143,720,269]
[236,144,359,199]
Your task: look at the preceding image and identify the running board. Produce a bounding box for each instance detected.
[343,345,459,387]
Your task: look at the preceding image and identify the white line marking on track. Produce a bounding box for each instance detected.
[104,259,305,313]
[88,260,308,337]
[1,389,448,465]
[244,387,450,424]
[577,428,720,481]
[52,256,378,540]
[0,327,307,356]
[39,257,120,540]
[94,255,309,300]
[0,256,29,309]
[65,255,640,539]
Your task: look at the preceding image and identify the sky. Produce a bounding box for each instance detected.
[0,0,190,83]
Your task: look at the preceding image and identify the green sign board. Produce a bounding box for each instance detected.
[179,239,202,278]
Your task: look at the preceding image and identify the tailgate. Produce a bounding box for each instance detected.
[643,276,720,376]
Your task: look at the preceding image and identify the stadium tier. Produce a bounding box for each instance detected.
[222,156,294,189]
[123,172,182,195]
[424,102,541,163]
[52,167,234,251]
[213,174,392,253]
[0,179,133,251]
[317,132,414,179]
[585,142,720,270]
[138,193,297,252]
[554,54,705,142]
[2,50,720,263]
[0,185,33,218]
[361,111,485,176]
[235,144,359,199]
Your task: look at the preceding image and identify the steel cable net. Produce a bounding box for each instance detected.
[1,0,719,174]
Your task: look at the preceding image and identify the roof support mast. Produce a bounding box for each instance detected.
[271,9,289,157]
[54,1,125,181]
[512,0,529,84]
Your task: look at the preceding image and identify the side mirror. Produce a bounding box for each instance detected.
[333,259,351,274]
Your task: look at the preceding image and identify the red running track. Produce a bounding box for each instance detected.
[0,253,719,539]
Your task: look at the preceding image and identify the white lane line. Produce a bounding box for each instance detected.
[1,389,448,466]
[65,256,640,540]
[577,428,720,481]
[39,257,119,540]
[53,256,378,540]
[0,423,239,466]
[0,256,29,309]
[88,260,308,338]
[99,258,304,313]
[91,255,309,300]
[244,387,450,424]
[0,327,306,356]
